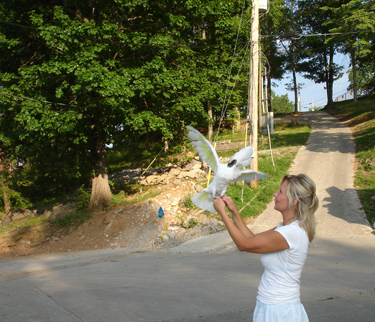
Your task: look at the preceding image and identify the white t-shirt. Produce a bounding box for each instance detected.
[256,221,309,304]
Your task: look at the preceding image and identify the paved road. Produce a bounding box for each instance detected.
[1,111,374,322]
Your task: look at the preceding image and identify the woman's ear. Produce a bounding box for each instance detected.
[292,197,299,207]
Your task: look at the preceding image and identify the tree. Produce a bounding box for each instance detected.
[297,0,344,106]
[278,0,305,113]
[271,91,294,114]
[323,0,375,98]
[0,0,254,210]
[260,0,289,112]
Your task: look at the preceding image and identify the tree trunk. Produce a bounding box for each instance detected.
[208,103,213,142]
[89,139,112,211]
[351,49,358,103]
[326,46,334,106]
[267,72,272,112]
[163,137,169,153]
[1,179,11,214]
[291,39,298,113]
[0,160,11,214]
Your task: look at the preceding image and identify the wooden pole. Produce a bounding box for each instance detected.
[248,0,259,187]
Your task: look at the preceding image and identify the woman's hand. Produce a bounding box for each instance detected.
[213,196,227,214]
[220,196,237,213]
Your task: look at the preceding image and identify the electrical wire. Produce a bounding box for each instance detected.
[214,0,248,140]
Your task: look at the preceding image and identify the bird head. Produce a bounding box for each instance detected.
[227,159,237,168]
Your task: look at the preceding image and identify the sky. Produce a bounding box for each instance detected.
[272,53,352,112]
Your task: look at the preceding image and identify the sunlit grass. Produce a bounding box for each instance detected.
[106,122,310,218]
[0,217,48,235]
[225,147,297,219]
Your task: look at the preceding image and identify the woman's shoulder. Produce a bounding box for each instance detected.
[276,221,308,249]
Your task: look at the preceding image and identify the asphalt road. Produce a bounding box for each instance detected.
[1,111,374,322]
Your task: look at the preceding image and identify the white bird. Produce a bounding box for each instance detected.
[187,126,269,212]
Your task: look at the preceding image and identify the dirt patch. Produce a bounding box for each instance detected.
[0,183,225,259]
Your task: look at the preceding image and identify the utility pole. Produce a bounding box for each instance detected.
[248,0,259,183]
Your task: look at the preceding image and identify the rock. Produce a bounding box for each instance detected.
[169,168,181,176]
[183,159,201,171]
[368,157,375,169]
[146,175,157,184]
[1,208,37,227]
[109,161,208,186]
[47,203,77,223]
[192,162,202,170]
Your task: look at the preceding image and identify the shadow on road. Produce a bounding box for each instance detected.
[322,186,369,227]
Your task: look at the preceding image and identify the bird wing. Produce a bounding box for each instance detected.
[230,146,254,168]
[186,126,220,173]
[191,189,216,213]
[234,169,269,183]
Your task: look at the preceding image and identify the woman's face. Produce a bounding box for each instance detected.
[274,180,290,213]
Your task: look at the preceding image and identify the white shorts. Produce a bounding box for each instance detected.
[253,297,309,322]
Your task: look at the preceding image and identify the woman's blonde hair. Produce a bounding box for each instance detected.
[281,174,319,242]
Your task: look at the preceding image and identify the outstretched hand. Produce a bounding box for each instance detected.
[213,195,237,214]
[213,196,226,214]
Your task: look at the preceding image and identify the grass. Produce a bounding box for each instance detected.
[325,96,375,226]
[55,210,92,229]
[224,145,298,219]
[157,123,309,221]
[211,123,311,148]
[107,140,192,173]
[259,124,311,149]
[0,217,48,235]
[105,121,311,222]
[0,119,312,235]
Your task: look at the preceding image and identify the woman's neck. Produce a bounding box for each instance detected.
[283,216,296,226]
[282,209,296,226]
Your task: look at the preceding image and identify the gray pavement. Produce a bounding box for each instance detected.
[1,111,374,322]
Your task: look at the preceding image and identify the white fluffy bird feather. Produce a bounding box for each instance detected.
[187,126,269,212]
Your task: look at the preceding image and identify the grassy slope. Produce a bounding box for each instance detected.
[108,123,311,220]
[325,96,375,226]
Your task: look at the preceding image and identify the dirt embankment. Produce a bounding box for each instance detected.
[0,182,225,258]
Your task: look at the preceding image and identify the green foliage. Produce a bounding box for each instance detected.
[176,215,198,228]
[214,128,248,143]
[0,0,255,208]
[323,0,375,95]
[176,215,185,222]
[2,0,373,214]
[188,218,198,229]
[188,122,310,220]
[296,0,345,105]
[259,123,311,149]
[55,210,92,229]
[226,148,298,219]
[184,194,195,209]
[271,91,294,114]
[77,185,91,210]
[0,175,31,210]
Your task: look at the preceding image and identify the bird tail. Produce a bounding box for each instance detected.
[191,189,216,213]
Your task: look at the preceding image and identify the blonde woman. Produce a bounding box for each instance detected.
[213,174,319,322]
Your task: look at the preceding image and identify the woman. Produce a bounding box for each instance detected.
[213,174,319,322]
